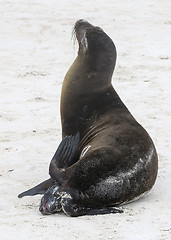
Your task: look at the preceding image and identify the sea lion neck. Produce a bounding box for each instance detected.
[63,54,113,93]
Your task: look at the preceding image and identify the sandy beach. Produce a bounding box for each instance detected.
[0,0,171,239]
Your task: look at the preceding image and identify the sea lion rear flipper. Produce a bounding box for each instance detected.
[49,132,80,180]
[18,178,54,198]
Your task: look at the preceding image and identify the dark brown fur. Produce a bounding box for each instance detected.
[19,20,158,217]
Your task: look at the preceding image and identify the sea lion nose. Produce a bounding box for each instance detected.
[39,204,50,215]
[76,19,88,25]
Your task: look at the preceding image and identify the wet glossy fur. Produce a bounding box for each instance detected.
[19,20,158,217]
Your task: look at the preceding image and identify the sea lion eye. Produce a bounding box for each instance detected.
[72,204,79,212]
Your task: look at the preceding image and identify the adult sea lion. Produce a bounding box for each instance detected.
[18,19,158,217]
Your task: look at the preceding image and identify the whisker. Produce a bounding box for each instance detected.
[71,26,77,49]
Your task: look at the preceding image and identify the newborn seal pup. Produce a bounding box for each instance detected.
[18,19,158,217]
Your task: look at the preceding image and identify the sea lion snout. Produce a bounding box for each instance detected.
[75,19,89,26]
[74,19,91,51]
[39,186,61,215]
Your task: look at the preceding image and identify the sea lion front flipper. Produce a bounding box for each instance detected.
[18,178,54,198]
[64,206,123,217]
[52,132,80,168]
[80,206,123,216]
[49,132,80,180]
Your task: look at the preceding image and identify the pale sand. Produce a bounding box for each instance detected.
[0,0,171,239]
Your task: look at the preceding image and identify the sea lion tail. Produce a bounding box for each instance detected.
[18,178,54,198]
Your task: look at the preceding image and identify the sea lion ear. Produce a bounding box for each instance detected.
[18,178,54,198]
[95,26,103,32]
[49,132,80,177]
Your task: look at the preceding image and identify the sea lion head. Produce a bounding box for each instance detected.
[39,186,61,215]
[73,19,117,82]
